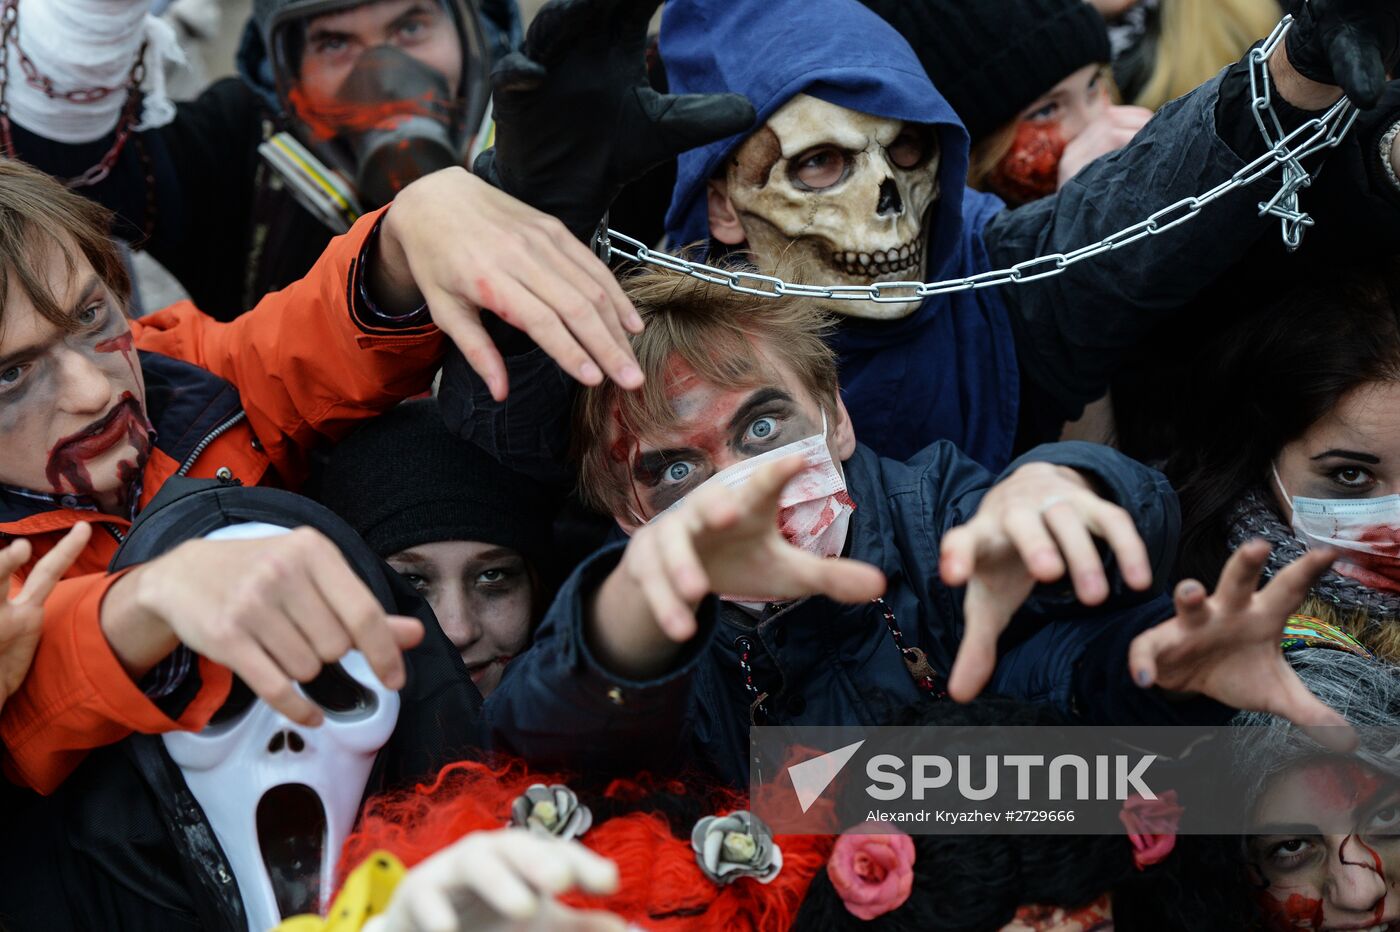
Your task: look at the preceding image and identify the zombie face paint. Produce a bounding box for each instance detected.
[1272,381,1400,594]
[610,354,854,530]
[1002,894,1113,931]
[1248,760,1400,930]
[0,237,150,515]
[385,540,534,697]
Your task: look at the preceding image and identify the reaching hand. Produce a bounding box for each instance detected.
[1128,540,1356,751]
[364,829,623,932]
[591,455,886,678]
[940,462,1153,702]
[378,168,644,400]
[1057,106,1154,187]
[0,523,92,713]
[1285,0,1400,109]
[104,527,424,727]
[477,0,756,239]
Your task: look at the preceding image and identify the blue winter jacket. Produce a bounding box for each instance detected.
[484,441,1221,787]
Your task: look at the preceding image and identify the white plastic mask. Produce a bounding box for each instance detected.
[162,523,401,932]
[1274,466,1400,592]
[724,94,941,321]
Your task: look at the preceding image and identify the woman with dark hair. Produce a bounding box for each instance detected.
[1166,260,1400,656]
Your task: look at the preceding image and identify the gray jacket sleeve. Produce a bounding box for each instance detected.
[984,62,1400,423]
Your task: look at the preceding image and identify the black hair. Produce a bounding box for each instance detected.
[1165,258,1400,586]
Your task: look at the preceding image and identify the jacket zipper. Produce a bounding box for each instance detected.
[175,410,247,477]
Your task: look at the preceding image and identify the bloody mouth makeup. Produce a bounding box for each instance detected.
[44,392,152,507]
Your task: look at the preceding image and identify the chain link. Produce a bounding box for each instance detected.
[597,16,1358,302]
[0,0,148,189]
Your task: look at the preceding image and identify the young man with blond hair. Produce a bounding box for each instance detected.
[485,269,1349,786]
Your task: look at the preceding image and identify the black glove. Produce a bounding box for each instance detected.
[1285,0,1400,109]
[473,0,755,240]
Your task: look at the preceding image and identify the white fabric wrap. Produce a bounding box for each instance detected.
[8,0,185,144]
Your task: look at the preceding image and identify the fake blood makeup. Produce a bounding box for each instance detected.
[988,121,1069,206]
[44,392,151,503]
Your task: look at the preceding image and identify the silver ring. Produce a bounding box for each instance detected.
[1039,495,1068,514]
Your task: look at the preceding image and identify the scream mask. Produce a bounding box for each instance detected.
[163,523,400,932]
[716,94,941,320]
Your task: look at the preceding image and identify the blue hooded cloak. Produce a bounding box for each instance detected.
[661,0,1020,468]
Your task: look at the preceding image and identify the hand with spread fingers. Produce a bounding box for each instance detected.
[589,454,887,679]
[371,168,645,401]
[1128,540,1357,751]
[0,523,92,713]
[364,829,623,932]
[102,527,424,727]
[939,462,1154,702]
[475,0,756,239]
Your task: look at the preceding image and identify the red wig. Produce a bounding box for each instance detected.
[339,757,832,931]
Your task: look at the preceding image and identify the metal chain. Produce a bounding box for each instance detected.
[0,0,149,189]
[596,16,1359,303]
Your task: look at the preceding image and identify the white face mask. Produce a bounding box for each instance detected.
[1273,464,1400,592]
[636,411,855,606]
[162,523,401,932]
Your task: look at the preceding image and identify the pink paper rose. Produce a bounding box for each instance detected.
[827,824,916,920]
[1118,790,1184,870]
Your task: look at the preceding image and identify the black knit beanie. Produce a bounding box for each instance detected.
[859,0,1112,144]
[318,398,557,562]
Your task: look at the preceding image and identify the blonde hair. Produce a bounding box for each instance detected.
[572,266,838,516]
[1133,0,1282,110]
[1296,593,1400,665]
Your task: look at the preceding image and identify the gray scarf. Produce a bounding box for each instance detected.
[1225,485,1400,623]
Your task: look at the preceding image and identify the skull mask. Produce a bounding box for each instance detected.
[162,523,400,932]
[719,94,941,320]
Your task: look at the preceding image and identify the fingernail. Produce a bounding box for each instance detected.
[1135,669,1152,688]
[580,361,603,383]
[629,312,645,331]
[620,363,643,387]
[1180,581,1203,598]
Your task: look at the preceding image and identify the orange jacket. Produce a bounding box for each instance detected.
[0,207,444,793]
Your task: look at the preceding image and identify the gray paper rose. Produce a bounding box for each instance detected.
[509,783,592,840]
[691,810,783,885]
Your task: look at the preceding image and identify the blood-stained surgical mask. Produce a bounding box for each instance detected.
[637,412,855,606]
[1274,464,1400,593]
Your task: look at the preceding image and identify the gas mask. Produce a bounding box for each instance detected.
[162,522,401,932]
[256,0,492,231]
[722,94,941,321]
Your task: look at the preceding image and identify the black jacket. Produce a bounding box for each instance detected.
[0,482,484,932]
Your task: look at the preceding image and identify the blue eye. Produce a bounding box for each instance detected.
[748,417,777,441]
[0,364,24,387]
[663,461,694,484]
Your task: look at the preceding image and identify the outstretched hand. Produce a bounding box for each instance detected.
[590,455,886,678]
[940,462,1153,702]
[377,168,644,400]
[477,0,756,239]
[1128,540,1356,752]
[0,523,92,713]
[1285,0,1400,109]
[364,828,623,932]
